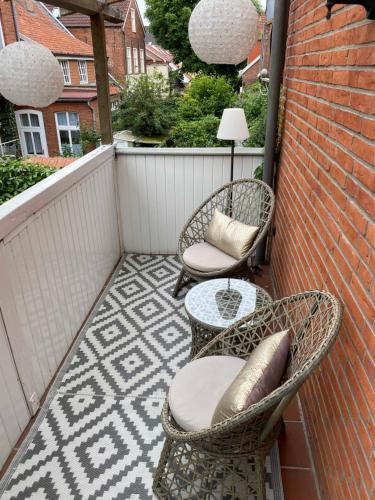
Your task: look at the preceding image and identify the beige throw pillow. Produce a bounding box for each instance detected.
[211,330,290,425]
[205,209,259,260]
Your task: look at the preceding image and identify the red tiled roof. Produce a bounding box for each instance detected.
[59,85,120,101]
[27,156,76,168]
[57,1,130,27]
[146,44,173,64]
[16,0,93,56]
[59,88,98,100]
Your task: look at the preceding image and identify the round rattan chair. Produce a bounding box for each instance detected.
[153,290,342,499]
[173,178,275,297]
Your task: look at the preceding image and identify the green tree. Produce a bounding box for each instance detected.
[235,82,268,147]
[113,74,178,137]
[145,0,263,78]
[0,157,56,205]
[180,74,235,118]
[165,115,225,148]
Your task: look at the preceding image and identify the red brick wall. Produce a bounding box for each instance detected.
[242,59,261,86]
[0,0,17,44]
[271,2,374,499]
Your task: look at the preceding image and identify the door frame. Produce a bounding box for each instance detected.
[15,110,49,157]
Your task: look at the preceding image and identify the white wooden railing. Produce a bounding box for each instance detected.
[0,144,263,470]
[116,147,264,254]
[0,145,121,468]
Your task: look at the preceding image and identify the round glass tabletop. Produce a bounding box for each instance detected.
[185,278,271,330]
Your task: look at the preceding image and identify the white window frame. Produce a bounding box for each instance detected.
[133,47,139,74]
[0,17,5,49]
[55,112,81,155]
[140,49,145,73]
[126,47,132,74]
[78,60,88,84]
[15,110,49,157]
[59,60,71,85]
[130,8,136,32]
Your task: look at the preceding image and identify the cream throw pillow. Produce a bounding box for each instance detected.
[205,209,259,260]
[211,330,290,425]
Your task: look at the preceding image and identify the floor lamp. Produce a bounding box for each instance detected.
[215,108,250,314]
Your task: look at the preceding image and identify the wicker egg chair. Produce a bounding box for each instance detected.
[173,178,275,297]
[153,290,342,499]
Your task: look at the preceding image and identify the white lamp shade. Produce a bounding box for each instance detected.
[0,41,64,108]
[189,0,259,65]
[217,108,250,141]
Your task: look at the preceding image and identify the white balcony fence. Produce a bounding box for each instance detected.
[0,144,263,469]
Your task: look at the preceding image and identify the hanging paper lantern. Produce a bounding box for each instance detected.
[0,41,64,108]
[189,0,259,65]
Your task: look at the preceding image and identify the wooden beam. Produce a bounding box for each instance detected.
[90,12,113,144]
[44,0,124,23]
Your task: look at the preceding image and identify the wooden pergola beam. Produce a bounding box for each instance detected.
[45,0,124,23]
[34,0,124,144]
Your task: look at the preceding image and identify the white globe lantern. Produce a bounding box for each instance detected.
[189,0,259,65]
[0,41,64,108]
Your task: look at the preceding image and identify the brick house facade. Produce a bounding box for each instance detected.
[271,2,374,498]
[59,0,146,83]
[0,0,120,158]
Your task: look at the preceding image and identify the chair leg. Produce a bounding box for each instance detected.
[172,269,185,298]
[255,456,266,500]
[153,438,173,499]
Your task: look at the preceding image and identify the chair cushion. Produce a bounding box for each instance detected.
[212,330,290,425]
[205,209,259,259]
[169,356,246,432]
[182,241,238,272]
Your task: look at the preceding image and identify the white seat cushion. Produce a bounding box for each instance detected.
[182,242,238,272]
[168,356,246,432]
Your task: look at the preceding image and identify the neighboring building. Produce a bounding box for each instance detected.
[0,0,120,158]
[57,0,147,83]
[146,43,173,81]
[241,14,265,87]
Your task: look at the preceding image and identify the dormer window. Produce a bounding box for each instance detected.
[59,60,71,84]
[131,8,136,32]
[78,60,88,84]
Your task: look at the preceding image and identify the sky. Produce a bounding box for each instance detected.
[137,0,268,24]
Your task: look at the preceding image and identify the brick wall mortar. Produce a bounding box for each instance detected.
[272,5,374,491]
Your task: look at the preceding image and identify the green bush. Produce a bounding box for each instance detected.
[180,75,235,119]
[165,115,226,148]
[235,83,268,147]
[113,74,178,137]
[0,157,56,205]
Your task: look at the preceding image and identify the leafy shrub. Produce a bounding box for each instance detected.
[180,75,235,119]
[235,83,268,147]
[113,74,178,137]
[0,157,56,205]
[165,115,226,148]
[80,122,101,154]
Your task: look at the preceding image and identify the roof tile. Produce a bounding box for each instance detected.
[16,0,93,56]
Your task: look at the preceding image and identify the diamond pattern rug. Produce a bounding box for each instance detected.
[0,255,283,500]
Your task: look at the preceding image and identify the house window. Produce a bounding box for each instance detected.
[133,48,139,73]
[15,110,48,156]
[59,60,71,84]
[111,100,119,111]
[126,47,132,74]
[131,8,136,32]
[55,112,82,155]
[78,60,88,84]
[0,18,4,49]
[140,49,145,73]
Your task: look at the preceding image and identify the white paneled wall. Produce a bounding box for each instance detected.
[0,318,29,469]
[0,146,121,420]
[116,147,264,254]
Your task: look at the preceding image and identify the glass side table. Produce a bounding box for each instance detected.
[185,278,272,358]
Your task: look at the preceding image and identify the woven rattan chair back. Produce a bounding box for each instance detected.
[154,290,342,499]
[173,178,275,297]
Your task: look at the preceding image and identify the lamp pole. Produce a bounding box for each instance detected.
[230,140,235,182]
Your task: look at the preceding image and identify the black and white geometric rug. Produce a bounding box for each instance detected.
[0,255,283,500]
